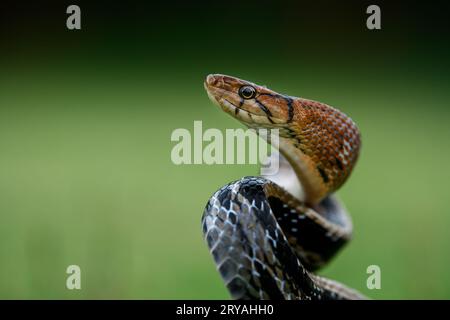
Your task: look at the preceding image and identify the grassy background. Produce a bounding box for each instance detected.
[0,0,449,299]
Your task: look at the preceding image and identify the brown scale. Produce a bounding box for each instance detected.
[292,98,361,193]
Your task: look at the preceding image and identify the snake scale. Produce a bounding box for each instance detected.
[201,74,364,300]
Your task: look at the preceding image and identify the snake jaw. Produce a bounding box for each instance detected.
[220,97,278,126]
[205,82,221,108]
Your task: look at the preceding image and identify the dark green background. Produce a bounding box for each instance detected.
[0,0,449,299]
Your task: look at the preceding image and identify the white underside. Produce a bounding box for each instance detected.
[261,152,306,202]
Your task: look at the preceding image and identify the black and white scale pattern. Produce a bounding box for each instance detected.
[202,176,365,300]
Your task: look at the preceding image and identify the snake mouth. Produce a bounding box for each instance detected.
[222,95,287,126]
[205,79,285,126]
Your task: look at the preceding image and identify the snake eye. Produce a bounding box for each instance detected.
[239,85,257,99]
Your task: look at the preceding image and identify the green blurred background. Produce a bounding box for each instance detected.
[0,0,449,299]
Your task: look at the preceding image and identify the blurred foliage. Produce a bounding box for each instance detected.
[0,60,450,299]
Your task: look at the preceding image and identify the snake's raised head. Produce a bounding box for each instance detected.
[205,74,362,204]
[204,74,294,127]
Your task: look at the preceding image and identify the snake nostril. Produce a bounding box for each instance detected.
[206,74,218,86]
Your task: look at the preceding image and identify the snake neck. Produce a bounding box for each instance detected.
[265,97,361,205]
[263,137,326,205]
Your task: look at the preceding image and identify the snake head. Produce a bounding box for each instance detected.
[204,74,361,204]
[204,74,295,127]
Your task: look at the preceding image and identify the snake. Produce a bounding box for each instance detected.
[201,74,364,300]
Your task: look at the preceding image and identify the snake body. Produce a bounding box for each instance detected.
[202,74,364,300]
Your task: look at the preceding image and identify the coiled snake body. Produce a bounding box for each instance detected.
[202,74,364,300]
